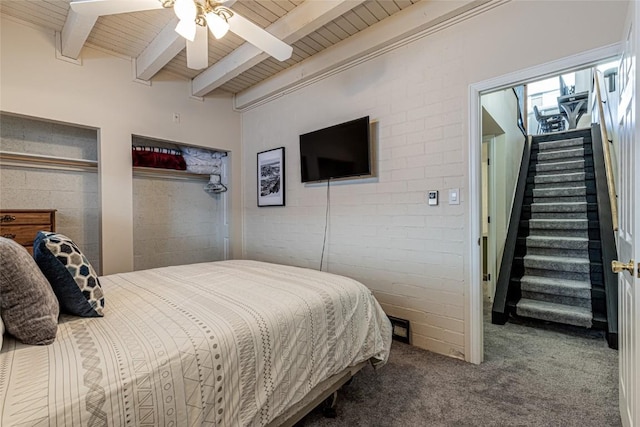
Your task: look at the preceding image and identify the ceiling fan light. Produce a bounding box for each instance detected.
[205,11,229,39]
[173,0,196,21]
[175,19,197,42]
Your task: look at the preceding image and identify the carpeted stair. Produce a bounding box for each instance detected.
[516,135,593,327]
[493,126,617,347]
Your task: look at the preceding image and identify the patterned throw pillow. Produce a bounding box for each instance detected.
[0,237,59,345]
[33,232,104,317]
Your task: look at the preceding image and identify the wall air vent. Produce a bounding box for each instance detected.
[387,316,410,344]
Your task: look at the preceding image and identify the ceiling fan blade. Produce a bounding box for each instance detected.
[186,25,208,70]
[70,0,164,16]
[227,13,293,62]
[176,19,197,41]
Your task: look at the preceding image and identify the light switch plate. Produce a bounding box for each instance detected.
[449,188,460,205]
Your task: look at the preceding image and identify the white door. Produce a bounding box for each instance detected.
[616,3,639,426]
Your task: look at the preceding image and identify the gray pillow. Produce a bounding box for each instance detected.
[0,237,59,345]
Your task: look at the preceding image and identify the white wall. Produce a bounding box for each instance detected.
[0,114,101,272]
[0,17,242,274]
[240,1,628,358]
[481,142,489,237]
[592,65,621,192]
[133,175,225,270]
[481,89,526,279]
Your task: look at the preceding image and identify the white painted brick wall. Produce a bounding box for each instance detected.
[1,114,97,160]
[242,34,468,357]
[0,114,101,272]
[240,0,627,359]
[133,176,224,270]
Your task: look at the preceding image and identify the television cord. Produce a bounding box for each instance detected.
[320,178,331,271]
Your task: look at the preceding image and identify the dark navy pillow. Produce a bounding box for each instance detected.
[33,232,104,317]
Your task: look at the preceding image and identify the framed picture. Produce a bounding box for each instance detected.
[257,147,285,207]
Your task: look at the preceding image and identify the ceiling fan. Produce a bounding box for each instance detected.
[69,0,294,70]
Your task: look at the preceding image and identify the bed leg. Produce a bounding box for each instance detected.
[321,391,338,418]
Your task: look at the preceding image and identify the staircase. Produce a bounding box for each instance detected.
[492,126,617,346]
[517,132,595,328]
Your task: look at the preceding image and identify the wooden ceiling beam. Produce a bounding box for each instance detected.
[191,0,366,97]
[60,9,98,59]
[135,17,184,81]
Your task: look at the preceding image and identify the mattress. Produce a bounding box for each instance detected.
[0,260,392,426]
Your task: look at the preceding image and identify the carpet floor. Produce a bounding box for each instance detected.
[301,306,619,427]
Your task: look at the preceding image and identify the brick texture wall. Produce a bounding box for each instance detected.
[242,34,467,358]
[0,114,101,273]
[133,175,225,270]
[240,0,626,360]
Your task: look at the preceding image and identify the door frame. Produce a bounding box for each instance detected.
[466,43,621,364]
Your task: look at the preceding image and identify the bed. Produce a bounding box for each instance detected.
[0,259,392,426]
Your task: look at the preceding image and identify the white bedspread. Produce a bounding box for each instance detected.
[1,260,392,426]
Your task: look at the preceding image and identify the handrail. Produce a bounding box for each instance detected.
[593,72,618,232]
[491,135,531,324]
[591,124,619,349]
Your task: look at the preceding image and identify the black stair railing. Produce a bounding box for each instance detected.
[591,124,618,349]
[491,136,531,324]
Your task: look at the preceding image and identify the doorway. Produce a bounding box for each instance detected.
[470,51,624,426]
[466,44,621,364]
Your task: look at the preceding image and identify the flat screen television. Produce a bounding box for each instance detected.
[299,116,371,183]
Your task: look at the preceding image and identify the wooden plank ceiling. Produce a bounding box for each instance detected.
[0,0,420,96]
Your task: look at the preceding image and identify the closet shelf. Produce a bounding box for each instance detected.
[133,166,210,181]
[0,152,211,181]
[0,151,97,172]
